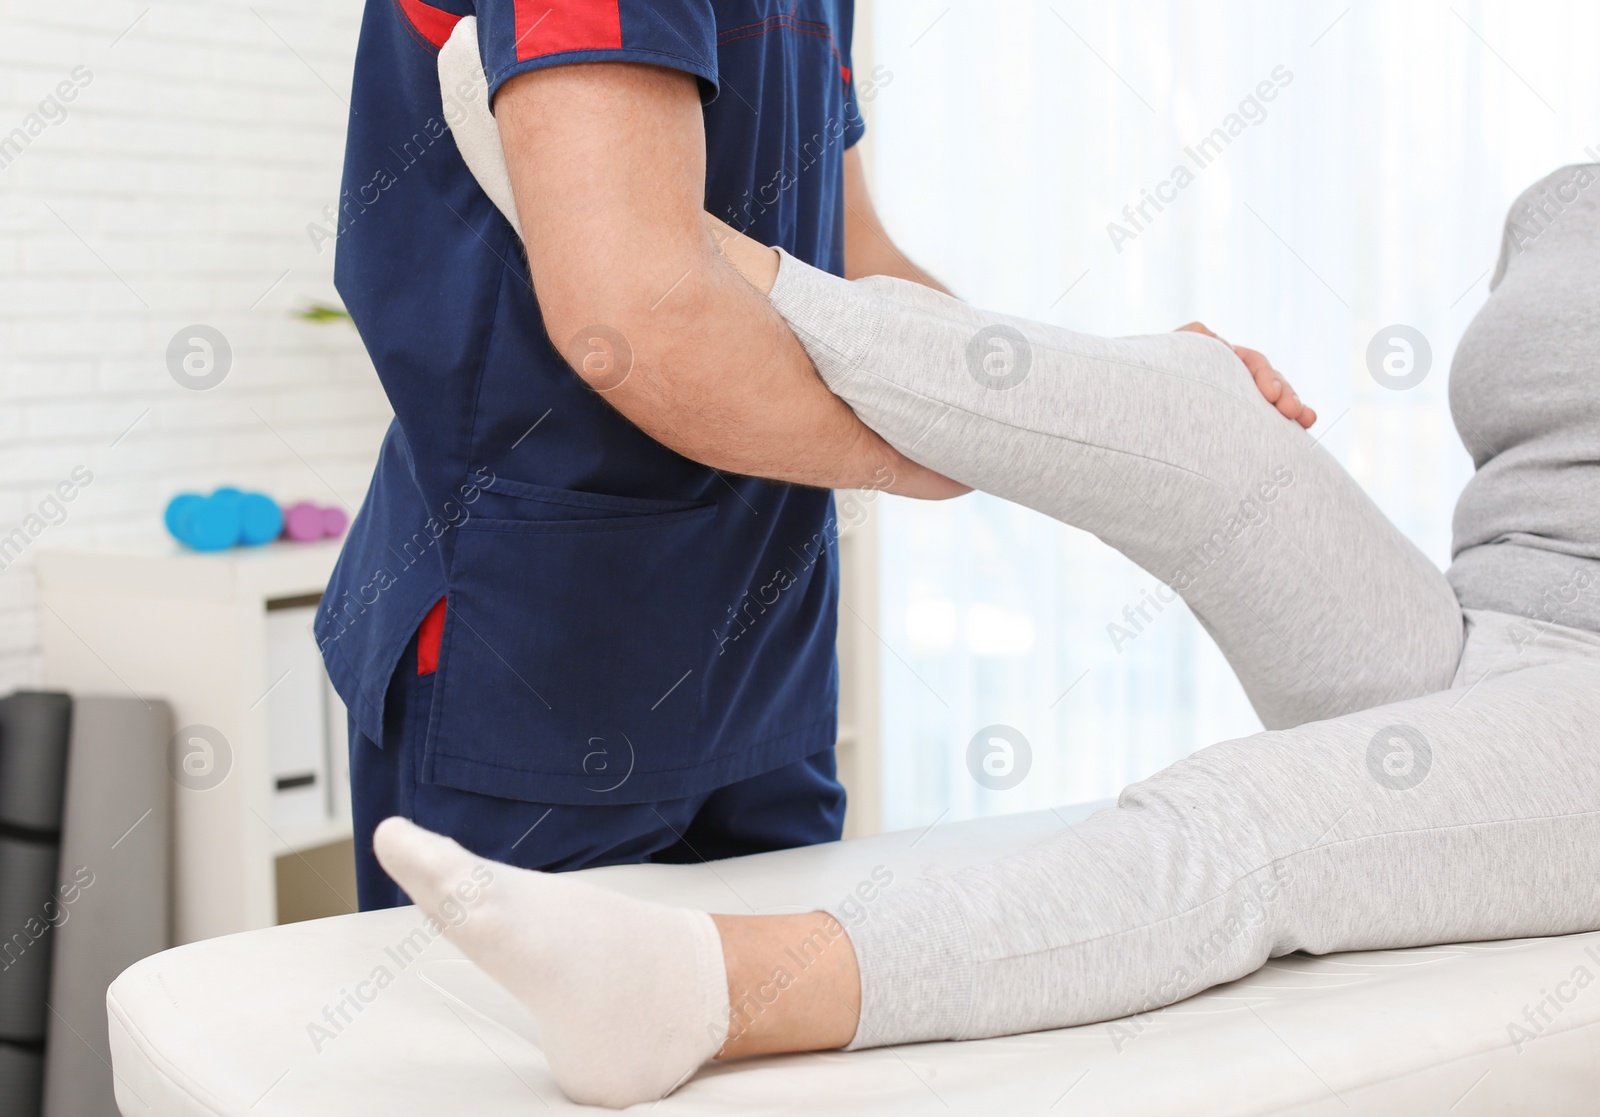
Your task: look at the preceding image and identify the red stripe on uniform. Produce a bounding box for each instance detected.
[416,596,447,676]
[513,0,623,61]
[395,0,463,49]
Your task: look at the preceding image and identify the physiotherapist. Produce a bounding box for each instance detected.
[317,0,962,906]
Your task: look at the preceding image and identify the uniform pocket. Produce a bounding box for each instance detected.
[423,498,721,804]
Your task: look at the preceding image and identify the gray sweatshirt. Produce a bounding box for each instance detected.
[1447,163,1600,634]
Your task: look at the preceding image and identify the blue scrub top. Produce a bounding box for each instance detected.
[319,0,865,805]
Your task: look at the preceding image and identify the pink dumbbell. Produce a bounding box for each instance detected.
[282,502,349,542]
[320,505,348,538]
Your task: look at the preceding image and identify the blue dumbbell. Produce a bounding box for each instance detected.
[165,489,284,551]
[236,492,284,545]
[166,492,241,551]
[163,494,204,539]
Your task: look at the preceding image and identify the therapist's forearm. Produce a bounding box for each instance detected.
[841,147,952,294]
[543,227,957,498]
[843,212,951,294]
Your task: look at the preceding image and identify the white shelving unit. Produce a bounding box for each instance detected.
[37,538,350,945]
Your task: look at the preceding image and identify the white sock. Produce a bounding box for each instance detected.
[373,816,729,1109]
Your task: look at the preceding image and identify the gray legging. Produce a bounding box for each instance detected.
[766,251,1600,1049]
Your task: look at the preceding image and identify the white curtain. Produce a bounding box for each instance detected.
[861,0,1600,829]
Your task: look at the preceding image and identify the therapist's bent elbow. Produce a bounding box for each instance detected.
[536,283,637,389]
[543,305,690,399]
[538,274,723,402]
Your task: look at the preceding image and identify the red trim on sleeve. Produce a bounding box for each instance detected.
[513,0,623,61]
[395,0,463,50]
[416,596,447,676]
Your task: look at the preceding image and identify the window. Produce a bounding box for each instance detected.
[858,0,1600,830]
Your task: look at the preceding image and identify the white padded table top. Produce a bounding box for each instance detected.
[108,807,1600,1115]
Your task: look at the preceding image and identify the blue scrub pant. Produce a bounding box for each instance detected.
[350,635,847,910]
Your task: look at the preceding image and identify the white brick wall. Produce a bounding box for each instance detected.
[0,0,393,691]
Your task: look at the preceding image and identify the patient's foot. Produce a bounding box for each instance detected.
[373,817,729,1109]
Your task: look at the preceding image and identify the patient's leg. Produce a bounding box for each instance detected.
[380,614,1600,1094]
[836,612,1600,1047]
[758,249,1464,729]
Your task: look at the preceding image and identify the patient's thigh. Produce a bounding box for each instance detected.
[1113,620,1600,949]
[779,266,1466,727]
[947,324,1466,728]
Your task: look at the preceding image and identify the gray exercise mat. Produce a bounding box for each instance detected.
[41,697,171,1117]
[0,841,61,1042]
[0,1045,42,1117]
[0,691,72,1117]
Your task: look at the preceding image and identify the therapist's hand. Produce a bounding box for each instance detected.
[1176,322,1317,429]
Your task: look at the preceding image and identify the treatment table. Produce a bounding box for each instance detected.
[107,807,1600,1115]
